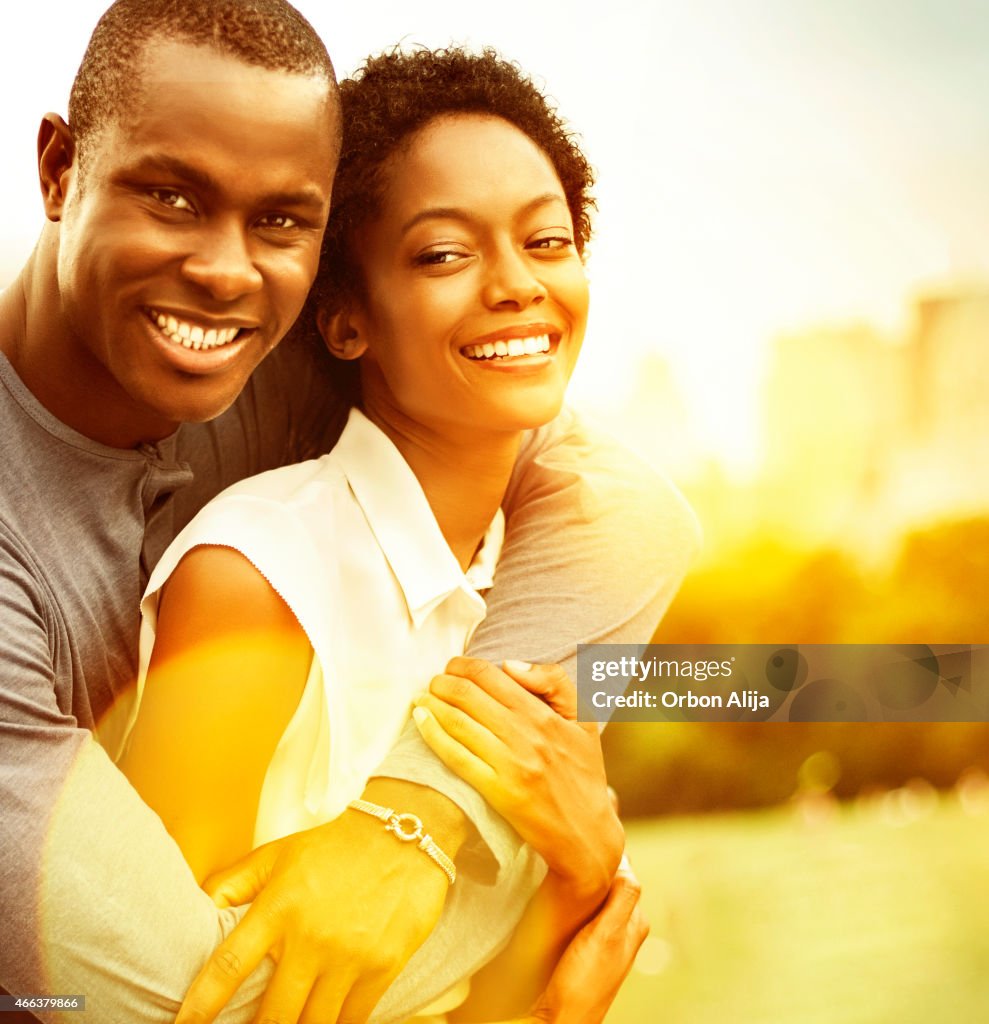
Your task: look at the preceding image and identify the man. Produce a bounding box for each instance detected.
[0,1,696,1021]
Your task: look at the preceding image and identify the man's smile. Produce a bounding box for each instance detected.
[145,308,255,351]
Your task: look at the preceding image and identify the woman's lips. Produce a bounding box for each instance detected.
[461,332,554,361]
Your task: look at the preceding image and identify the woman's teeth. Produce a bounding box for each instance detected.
[149,309,242,351]
[463,334,552,361]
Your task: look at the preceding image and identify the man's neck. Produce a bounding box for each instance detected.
[0,260,30,365]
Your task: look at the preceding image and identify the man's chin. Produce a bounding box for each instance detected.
[140,382,246,432]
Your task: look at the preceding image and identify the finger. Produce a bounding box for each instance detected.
[175,903,277,1024]
[442,656,542,713]
[412,703,502,794]
[254,955,317,1024]
[615,860,654,946]
[596,871,644,935]
[297,971,347,1024]
[427,669,513,736]
[316,967,392,1024]
[501,661,578,720]
[414,689,514,768]
[629,903,651,950]
[202,841,279,908]
[608,785,621,816]
[614,855,640,887]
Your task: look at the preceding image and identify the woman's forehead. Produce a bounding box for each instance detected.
[378,114,565,224]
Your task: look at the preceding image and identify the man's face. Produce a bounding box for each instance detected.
[53,41,337,443]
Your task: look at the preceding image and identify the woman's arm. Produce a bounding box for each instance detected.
[413,658,626,1019]
[120,543,467,1024]
[118,544,313,883]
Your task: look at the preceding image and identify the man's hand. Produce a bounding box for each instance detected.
[413,657,623,906]
[176,780,465,1024]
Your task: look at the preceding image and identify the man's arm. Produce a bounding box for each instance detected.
[0,545,461,1024]
[474,405,700,675]
[0,543,269,1022]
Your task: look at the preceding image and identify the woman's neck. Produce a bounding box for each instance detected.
[362,401,520,572]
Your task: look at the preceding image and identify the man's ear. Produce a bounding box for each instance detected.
[317,305,369,361]
[37,114,77,223]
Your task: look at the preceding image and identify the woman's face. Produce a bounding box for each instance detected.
[338,113,589,437]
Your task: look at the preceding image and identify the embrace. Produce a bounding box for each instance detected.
[0,1,698,1022]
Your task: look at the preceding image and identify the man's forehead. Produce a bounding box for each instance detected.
[124,36,333,107]
[89,37,326,145]
[81,39,339,195]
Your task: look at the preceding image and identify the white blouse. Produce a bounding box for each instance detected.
[128,407,504,846]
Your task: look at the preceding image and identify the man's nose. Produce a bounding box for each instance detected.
[481,248,548,310]
[181,220,264,301]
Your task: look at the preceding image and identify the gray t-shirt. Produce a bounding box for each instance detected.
[0,337,699,1021]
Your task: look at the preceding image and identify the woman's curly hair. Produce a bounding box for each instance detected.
[313,46,594,313]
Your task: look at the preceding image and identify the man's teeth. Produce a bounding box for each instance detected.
[149,309,242,351]
[463,334,552,361]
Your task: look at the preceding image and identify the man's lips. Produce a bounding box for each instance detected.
[146,308,256,351]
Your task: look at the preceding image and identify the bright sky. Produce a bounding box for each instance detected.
[3,0,988,470]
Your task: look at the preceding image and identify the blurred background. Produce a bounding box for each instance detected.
[3,1,988,1020]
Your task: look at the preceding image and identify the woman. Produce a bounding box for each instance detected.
[120,47,646,1022]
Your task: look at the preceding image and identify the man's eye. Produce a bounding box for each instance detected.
[150,189,193,211]
[258,213,299,230]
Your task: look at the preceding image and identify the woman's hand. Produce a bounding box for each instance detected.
[413,656,624,906]
[527,867,649,1024]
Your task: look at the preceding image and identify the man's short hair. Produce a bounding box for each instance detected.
[68,0,337,161]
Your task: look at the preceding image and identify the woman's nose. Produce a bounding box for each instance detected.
[481,249,548,310]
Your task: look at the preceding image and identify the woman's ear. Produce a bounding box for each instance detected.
[317,305,369,362]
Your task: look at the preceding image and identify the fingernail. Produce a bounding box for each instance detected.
[412,690,428,706]
[503,659,533,673]
[412,706,430,728]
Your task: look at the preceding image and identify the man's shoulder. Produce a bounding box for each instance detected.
[172,338,347,510]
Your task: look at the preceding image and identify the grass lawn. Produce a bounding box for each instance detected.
[607,790,989,1023]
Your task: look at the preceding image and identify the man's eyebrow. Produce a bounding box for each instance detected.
[400,192,568,235]
[124,154,327,209]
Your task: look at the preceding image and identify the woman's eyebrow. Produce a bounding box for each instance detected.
[400,192,567,236]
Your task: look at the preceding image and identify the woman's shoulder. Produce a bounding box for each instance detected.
[208,448,347,509]
[143,453,352,617]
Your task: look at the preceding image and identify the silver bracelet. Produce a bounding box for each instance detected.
[347,798,456,885]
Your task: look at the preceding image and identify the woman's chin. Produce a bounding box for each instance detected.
[483,392,568,434]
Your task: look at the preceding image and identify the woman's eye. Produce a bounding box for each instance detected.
[150,189,193,212]
[414,248,469,267]
[528,235,574,252]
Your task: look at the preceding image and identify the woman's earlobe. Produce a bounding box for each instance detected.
[318,307,368,362]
